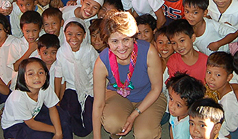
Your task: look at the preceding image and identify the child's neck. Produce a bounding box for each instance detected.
[193,19,206,37]
[181,50,199,66]
[178,114,188,121]
[218,82,232,99]
[161,56,170,72]
[217,2,232,14]
[27,89,40,102]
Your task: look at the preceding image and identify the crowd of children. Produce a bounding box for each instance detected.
[0,0,238,138]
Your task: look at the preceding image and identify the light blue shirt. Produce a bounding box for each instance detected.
[170,115,190,139]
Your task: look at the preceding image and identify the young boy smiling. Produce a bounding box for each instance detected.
[166,19,208,83]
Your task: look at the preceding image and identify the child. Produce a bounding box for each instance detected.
[162,0,184,25]
[189,98,224,139]
[167,72,205,139]
[60,0,103,27]
[38,33,60,90]
[97,0,123,18]
[208,0,238,29]
[135,14,157,44]
[154,26,174,125]
[54,17,98,137]
[1,57,72,139]
[89,19,106,53]
[0,13,16,86]
[42,7,64,45]
[37,0,50,13]
[9,0,42,37]
[166,19,208,83]
[205,52,238,138]
[8,11,42,90]
[183,0,238,56]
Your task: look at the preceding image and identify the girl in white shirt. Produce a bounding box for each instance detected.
[2,57,72,139]
[54,17,98,137]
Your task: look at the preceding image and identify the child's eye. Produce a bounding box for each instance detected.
[77,33,82,36]
[52,52,56,55]
[39,71,45,75]
[200,124,205,128]
[206,71,211,74]
[167,41,171,44]
[27,3,30,6]
[194,11,198,14]
[112,40,118,43]
[27,72,33,76]
[169,96,173,101]
[180,39,184,43]
[123,38,130,43]
[189,122,194,126]
[86,2,90,6]
[177,103,181,107]
[93,6,98,10]
[158,41,163,44]
[171,42,176,45]
[216,74,221,77]
[44,23,49,26]
[20,4,23,7]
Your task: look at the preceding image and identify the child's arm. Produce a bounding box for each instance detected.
[55,77,63,99]
[49,106,63,139]
[13,41,38,71]
[170,125,174,139]
[207,30,238,51]
[154,7,166,29]
[24,117,55,133]
[0,78,10,95]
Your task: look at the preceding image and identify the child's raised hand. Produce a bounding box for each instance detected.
[66,0,77,6]
[207,41,220,51]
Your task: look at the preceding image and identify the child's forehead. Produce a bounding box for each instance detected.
[190,116,215,125]
[83,0,101,6]
[17,0,34,4]
[43,15,61,21]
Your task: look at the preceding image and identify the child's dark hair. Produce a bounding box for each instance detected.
[64,22,85,33]
[89,19,103,34]
[233,51,238,74]
[154,26,167,42]
[207,52,234,74]
[38,34,60,50]
[183,0,209,11]
[20,11,43,29]
[0,13,11,35]
[42,7,63,21]
[189,98,224,124]
[166,19,194,39]
[16,57,50,91]
[135,14,157,31]
[166,72,205,108]
[104,0,123,11]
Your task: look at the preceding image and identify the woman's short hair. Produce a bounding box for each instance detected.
[16,57,50,91]
[100,10,138,42]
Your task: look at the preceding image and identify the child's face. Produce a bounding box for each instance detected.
[0,24,8,45]
[205,65,232,91]
[189,116,218,139]
[38,46,57,67]
[22,23,40,43]
[155,34,174,59]
[17,0,36,13]
[80,0,100,19]
[168,88,189,120]
[213,0,232,10]
[184,4,207,26]
[43,16,63,36]
[91,29,106,51]
[65,24,86,52]
[137,24,154,43]
[38,0,50,7]
[170,32,195,56]
[25,61,46,91]
[97,3,116,18]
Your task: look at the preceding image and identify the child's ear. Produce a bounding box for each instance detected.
[153,28,157,34]
[191,34,196,43]
[203,9,208,17]
[213,123,222,135]
[227,73,233,82]
[61,19,64,27]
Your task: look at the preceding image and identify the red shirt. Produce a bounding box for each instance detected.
[162,0,184,20]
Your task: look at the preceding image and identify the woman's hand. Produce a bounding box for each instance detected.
[116,113,136,136]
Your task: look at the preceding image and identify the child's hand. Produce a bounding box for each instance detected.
[207,41,220,51]
[52,133,63,139]
[66,0,77,6]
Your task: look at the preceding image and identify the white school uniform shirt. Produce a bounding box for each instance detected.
[9,2,23,38]
[218,90,238,138]
[60,5,97,28]
[1,87,59,129]
[122,0,164,19]
[193,17,237,56]
[7,37,39,90]
[208,0,238,29]
[0,35,17,85]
